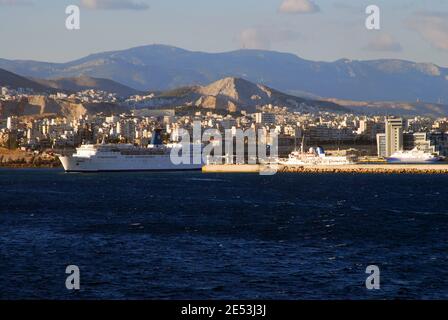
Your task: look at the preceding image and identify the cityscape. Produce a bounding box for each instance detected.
[2,84,448,168]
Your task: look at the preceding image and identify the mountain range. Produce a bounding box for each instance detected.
[1,44,447,103]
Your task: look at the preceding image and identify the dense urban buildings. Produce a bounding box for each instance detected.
[2,86,448,159]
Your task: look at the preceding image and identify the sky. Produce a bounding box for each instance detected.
[0,0,447,67]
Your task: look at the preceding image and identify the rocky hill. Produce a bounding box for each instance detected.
[145,77,347,113]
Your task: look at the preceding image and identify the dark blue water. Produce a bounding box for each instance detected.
[0,169,447,299]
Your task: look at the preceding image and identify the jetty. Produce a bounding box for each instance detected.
[202,163,448,174]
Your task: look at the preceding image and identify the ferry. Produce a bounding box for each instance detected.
[58,132,202,172]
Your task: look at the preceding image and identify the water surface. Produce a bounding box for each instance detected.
[0,169,447,299]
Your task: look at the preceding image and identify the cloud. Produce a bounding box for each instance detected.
[237,28,270,50]
[80,0,149,10]
[236,26,301,50]
[364,34,403,52]
[279,0,320,14]
[408,12,448,51]
[0,0,33,5]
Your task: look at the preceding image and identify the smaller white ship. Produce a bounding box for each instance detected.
[386,148,441,164]
[281,137,355,166]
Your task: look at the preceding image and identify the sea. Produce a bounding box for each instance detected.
[0,168,447,300]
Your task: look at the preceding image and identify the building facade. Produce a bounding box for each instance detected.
[385,118,403,157]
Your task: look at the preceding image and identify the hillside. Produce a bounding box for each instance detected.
[1,45,447,103]
[33,76,141,97]
[0,95,127,119]
[0,68,141,96]
[0,68,52,92]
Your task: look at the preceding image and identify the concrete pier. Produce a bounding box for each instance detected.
[203,164,448,174]
[202,164,261,173]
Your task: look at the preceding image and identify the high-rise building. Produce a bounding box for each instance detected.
[357,119,385,140]
[255,113,276,125]
[6,116,19,131]
[404,132,435,154]
[385,117,403,157]
[376,133,386,157]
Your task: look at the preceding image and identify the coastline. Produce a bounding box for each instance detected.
[2,145,448,173]
[0,163,61,169]
[3,161,448,173]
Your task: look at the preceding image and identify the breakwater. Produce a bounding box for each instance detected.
[203,164,448,174]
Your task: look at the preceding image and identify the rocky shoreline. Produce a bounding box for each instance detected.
[0,162,61,169]
[0,148,62,169]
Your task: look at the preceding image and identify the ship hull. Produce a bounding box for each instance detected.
[386,158,440,164]
[59,155,202,172]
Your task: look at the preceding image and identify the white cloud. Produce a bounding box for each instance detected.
[0,0,32,5]
[279,0,320,14]
[236,26,301,50]
[80,0,149,10]
[237,28,270,50]
[408,12,448,51]
[364,34,403,52]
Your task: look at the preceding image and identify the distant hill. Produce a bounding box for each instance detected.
[0,68,140,97]
[0,95,127,119]
[1,44,447,103]
[33,76,141,97]
[0,68,52,92]
[139,77,347,113]
[327,98,448,117]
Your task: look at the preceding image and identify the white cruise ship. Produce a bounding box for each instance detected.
[59,132,202,172]
[386,148,441,164]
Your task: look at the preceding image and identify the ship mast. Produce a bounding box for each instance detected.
[301,135,305,154]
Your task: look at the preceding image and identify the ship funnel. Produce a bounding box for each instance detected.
[316,146,325,157]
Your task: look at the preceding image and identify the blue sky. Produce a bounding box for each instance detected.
[0,0,447,67]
